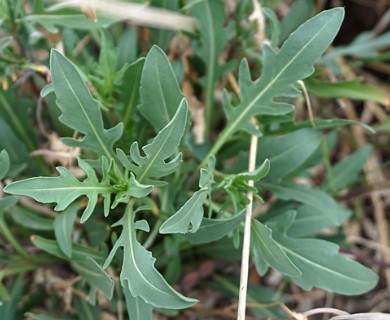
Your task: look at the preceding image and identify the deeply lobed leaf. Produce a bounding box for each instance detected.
[50,49,123,161]
[223,8,344,135]
[4,158,112,222]
[103,204,197,309]
[117,100,188,184]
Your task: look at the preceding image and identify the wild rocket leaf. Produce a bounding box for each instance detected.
[121,58,145,132]
[54,203,79,258]
[210,8,344,157]
[160,168,211,234]
[268,212,378,295]
[185,210,246,245]
[103,204,197,309]
[72,256,114,303]
[319,31,390,63]
[191,0,233,134]
[278,0,314,45]
[4,158,112,223]
[322,146,372,193]
[251,219,301,277]
[260,181,350,227]
[0,150,10,180]
[138,45,184,131]
[117,100,188,184]
[257,129,321,181]
[50,49,123,161]
[123,286,153,320]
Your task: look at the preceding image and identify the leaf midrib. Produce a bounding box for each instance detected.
[55,57,115,161]
[207,14,334,162]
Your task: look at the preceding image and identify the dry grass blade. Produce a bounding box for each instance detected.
[329,313,390,320]
[50,0,197,32]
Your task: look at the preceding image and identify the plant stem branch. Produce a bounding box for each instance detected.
[237,126,258,320]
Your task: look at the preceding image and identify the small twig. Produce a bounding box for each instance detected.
[237,120,259,320]
[297,80,316,128]
[303,308,349,318]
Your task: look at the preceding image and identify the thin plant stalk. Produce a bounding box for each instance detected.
[237,129,258,320]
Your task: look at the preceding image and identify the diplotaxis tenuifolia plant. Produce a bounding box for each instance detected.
[1,0,387,319]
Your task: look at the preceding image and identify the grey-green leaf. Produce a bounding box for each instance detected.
[50,49,123,160]
[185,210,246,245]
[118,100,188,184]
[72,256,114,302]
[322,146,372,193]
[121,58,145,131]
[31,236,106,263]
[251,219,301,277]
[123,286,153,320]
[279,0,314,45]
[10,205,53,231]
[213,8,344,156]
[258,129,321,181]
[104,204,197,309]
[138,45,184,130]
[261,181,350,228]
[54,203,78,258]
[0,36,13,53]
[160,188,207,234]
[0,150,10,180]
[271,215,378,294]
[4,158,112,223]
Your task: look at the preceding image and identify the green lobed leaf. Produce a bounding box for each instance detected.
[50,49,123,161]
[185,210,246,245]
[322,146,372,193]
[159,168,211,234]
[54,203,78,258]
[117,100,188,184]
[138,46,184,131]
[103,204,197,309]
[72,256,114,303]
[112,173,154,208]
[207,8,344,160]
[123,286,153,320]
[0,150,10,180]
[251,219,301,277]
[4,158,112,223]
[270,212,378,295]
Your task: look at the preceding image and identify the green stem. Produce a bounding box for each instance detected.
[143,220,162,250]
[320,134,334,188]
[199,124,234,168]
[0,217,29,259]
